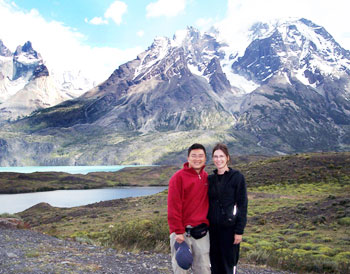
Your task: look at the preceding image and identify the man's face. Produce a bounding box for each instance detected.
[188,149,206,171]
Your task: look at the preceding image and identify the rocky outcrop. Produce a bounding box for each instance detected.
[0,218,30,229]
[12,41,44,81]
[0,40,12,57]
[204,57,232,95]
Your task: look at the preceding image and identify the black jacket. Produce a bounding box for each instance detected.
[208,168,248,234]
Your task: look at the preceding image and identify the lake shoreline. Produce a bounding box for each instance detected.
[0,180,165,195]
[0,186,168,214]
[0,165,179,194]
[0,165,153,175]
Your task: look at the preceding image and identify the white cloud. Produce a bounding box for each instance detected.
[85,1,127,26]
[0,0,141,83]
[85,17,108,25]
[146,0,187,18]
[219,0,350,50]
[104,1,127,25]
[137,30,145,37]
[195,18,213,30]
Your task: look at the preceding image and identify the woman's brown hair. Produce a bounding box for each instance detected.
[212,143,231,163]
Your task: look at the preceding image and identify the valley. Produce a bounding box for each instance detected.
[2,152,349,273]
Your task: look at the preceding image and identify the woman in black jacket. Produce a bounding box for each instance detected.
[208,143,248,274]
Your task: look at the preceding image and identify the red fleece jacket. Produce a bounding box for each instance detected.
[167,162,209,234]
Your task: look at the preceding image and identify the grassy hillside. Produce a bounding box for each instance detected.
[11,152,350,273]
[0,166,179,193]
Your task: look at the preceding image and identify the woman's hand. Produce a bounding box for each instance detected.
[233,234,242,245]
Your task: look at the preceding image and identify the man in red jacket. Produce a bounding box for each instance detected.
[168,143,210,274]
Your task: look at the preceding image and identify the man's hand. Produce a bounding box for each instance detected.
[233,234,242,245]
[175,234,185,243]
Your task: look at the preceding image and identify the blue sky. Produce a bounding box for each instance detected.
[0,0,349,83]
[10,0,227,49]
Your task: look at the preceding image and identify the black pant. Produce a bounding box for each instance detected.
[209,225,240,274]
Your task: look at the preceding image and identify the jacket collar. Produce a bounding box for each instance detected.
[214,167,232,175]
[213,167,237,177]
[183,162,206,175]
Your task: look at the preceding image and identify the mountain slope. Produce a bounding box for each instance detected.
[25,35,237,132]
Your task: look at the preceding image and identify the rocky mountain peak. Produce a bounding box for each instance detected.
[184,26,201,42]
[172,26,200,46]
[232,18,350,86]
[33,64,49,79]
[14,41,39,58]
[149,36,171,53]
[0,39,94,121]
[12,41,44,81]
[248,22,271,39]
[0,39,12,57]
[22,41,35,52]
[133,36,172,78]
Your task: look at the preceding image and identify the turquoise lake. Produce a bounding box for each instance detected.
[0,165,166,214]
[0,186,167,214]
[0,165,139,174]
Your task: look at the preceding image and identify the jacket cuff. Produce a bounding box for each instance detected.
[234,229,244,235]
[175,229,185,234]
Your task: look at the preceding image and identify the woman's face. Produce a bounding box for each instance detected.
[213,149,229,170]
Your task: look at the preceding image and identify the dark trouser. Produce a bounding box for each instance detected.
[209,225,240,274]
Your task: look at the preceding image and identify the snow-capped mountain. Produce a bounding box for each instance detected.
[1,18,350,166]
[0,40,94,120]
[75,18,350,131]
[231,18,350,86]
[228,18,350,152]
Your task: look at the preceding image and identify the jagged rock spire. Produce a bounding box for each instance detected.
[0,39,12,57]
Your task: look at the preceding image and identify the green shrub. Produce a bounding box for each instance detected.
[334,252,350,263]
[314,235,332,243]
[337,262,350,274]
[246,249,269,264]
[240,242,253,252]
[244,242,348,273]
[312,254,330,260]
[25,251,41,258]
[75,236,95,245]
[297,243,319,251]
[297,231,314,237]
[286,236,298,243]
[102,216,169,252]
[279,228,296,235]
[257,217,267,225]
[338,217,350,226]
[273,248,339,273]
[256,240,275,251]
[244,235,260,245]
[317,246,337,257]
[312,215,327,224]
[308,256,338,273]
[292,248,313,256]
[0,213,21,218]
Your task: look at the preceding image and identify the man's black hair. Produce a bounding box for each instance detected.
[187,143,206,156]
